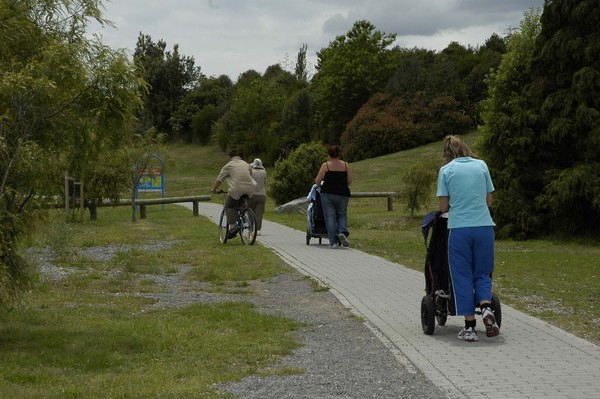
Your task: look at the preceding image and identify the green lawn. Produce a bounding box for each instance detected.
[6,134,598,397]
[160,133,600,345]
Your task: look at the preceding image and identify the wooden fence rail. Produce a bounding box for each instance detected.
[131,195,212,219]
[351,192,397,211]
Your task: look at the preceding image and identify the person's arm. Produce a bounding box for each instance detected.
[439,196,449,212]
[315,163,326,186]
[346,162,352,185]
[486,192,493,207]
[211,165,228,193]
[210,180,222,193]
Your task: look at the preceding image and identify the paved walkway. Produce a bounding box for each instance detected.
[184,202,600,399]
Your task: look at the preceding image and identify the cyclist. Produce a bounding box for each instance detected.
[210,149,257,239]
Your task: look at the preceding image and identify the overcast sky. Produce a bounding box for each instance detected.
[90,0,544,80]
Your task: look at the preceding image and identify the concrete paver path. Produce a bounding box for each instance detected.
[185,202,600,399]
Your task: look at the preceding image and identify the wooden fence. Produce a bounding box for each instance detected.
[351,192,397,211]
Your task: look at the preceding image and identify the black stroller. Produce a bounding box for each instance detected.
[420,211,502,335]
[306,186,328,245]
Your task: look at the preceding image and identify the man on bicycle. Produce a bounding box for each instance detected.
[210,149,257,239]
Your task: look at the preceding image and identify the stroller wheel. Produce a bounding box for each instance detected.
[436,314,448,326]
[490,292,502,328]
[421,295,436,335]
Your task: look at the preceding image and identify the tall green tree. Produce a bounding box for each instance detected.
[482,3,600,237]
[171,75,233,144]
[313,20,397,144]
[133,34,201,138]
[0,0,144,307]
[214,65,305,163]
[481,8,543,239]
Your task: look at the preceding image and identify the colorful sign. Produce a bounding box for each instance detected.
[137,168,163,192]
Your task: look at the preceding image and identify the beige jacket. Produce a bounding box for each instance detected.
[251,168,267,196]
[216,156,257,200]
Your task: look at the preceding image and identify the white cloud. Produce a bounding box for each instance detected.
[89,0,544,80]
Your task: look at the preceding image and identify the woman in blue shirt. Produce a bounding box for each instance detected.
[436,135,499,342]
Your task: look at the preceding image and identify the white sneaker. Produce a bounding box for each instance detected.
[482,307,500,337]
[457,327,479,342]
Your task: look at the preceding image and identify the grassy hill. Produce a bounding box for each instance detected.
[162,132,600,345]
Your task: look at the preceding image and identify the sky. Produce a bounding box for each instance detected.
[89,0,544,81]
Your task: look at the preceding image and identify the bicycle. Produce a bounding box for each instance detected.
[216,191,257,245]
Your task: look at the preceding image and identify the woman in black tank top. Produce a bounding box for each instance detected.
[314,145,352,248]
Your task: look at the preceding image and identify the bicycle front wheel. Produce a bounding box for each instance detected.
[239,208,257,245]
[218,208,228,244]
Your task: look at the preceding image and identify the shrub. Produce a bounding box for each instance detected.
[399,159,441,216]
[268,142,326,205]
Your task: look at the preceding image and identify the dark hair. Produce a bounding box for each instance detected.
[327,145,341,158]
[228,149,239,157]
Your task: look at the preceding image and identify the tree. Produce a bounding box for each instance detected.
[0,0,143,307]
[481,4,600,238]
[313,20,397,144]
[400,160,440,216]
[213,65,305,163]
[134,34,202,138]
[341,92,472,162]
[268,142,326,205]
[481,8,543,239]
[529,0,600,235]
[295,43,309,81]
[171,75,233,143]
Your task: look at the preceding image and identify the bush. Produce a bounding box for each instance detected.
[268,142,326,205]
[341,92,473,162]
[399,159,441,216]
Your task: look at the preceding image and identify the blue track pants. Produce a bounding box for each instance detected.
[448,226,495,316]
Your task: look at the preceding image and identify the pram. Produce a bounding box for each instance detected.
[306,185,328,245]
[420,211,502,335]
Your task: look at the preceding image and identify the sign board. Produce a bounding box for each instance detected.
[135,154,165,209]
[137,167,163,192]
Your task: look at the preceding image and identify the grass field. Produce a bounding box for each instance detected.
[156,132,600,345]
[3,133,598,397]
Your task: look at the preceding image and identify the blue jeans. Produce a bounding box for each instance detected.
[320,193,349,246]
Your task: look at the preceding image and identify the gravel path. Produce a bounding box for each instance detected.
[29,244,445,399]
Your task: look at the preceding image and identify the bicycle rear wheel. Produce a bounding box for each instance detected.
[239,208,257,245]
[218,208,228,243]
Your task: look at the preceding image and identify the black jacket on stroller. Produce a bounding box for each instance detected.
[422,211,456,316]
[306,184,328,245]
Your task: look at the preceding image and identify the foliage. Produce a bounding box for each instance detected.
[295,43,309,81]
[482,4,600,238]
[313,20,398,144]
[0,0,145,308]
[268,142,326,205]
[133,33,202,138]
[400,160,440,216]
[341,92,472,162]
[213,65,306,164]
[171,75,233,144]
[481,8,543,239]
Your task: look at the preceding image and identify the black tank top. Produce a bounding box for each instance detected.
[321,162,351,197]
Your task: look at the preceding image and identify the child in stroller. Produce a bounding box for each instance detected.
[420,211,502,337]
[306,184,328,245]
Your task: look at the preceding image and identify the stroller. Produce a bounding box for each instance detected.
[306,185,328,245]
[420,211,502,335]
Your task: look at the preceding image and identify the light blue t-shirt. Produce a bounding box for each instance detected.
[436,157,495,229]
